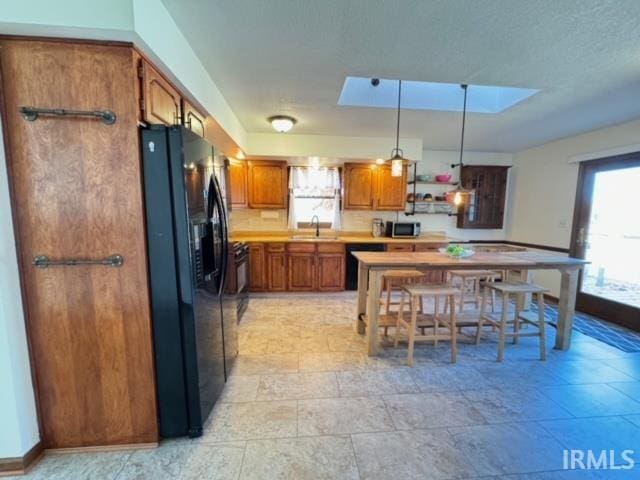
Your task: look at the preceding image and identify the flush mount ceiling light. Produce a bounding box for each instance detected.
[268,115,296,133]
[447,84,472,206]
[387,79,407,177]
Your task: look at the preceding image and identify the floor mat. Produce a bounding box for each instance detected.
[537,301,640,353]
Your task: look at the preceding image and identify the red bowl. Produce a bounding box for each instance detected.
[435,174,452,183]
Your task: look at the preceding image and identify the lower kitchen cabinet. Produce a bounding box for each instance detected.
[317,243,345,291]
[317,254,345,291]
[266,243,287,291]
[385,243,414,252]
[249,243,266,292]
[287,253,316,291]
[245,241,447,292]
[268,253,287,291]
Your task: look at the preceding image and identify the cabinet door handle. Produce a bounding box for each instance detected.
[33,254,124,268]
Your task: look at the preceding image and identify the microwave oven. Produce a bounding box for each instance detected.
[385,221,420,238]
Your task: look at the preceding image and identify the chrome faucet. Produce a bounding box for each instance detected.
[310,215,320,237]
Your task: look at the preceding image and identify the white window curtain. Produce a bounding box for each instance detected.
[288,167,341,230]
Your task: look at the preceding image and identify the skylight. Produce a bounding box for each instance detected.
[337,77,539,114]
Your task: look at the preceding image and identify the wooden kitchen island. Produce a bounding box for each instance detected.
[353,251,589,356]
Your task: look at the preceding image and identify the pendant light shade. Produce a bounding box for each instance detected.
[447,84,472,205]
[387,80,407,177]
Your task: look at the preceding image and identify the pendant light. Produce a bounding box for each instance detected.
[447,84,472,206]
[387,80,406,177]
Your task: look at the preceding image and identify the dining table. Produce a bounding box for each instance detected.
[352,250,589,356]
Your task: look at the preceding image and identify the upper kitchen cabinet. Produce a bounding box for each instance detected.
[229,159,248,208]
[457,165,509,229]
[343,163,376,209]
[138,59,182,126]
[182,99,206,137]
[247,159,288,209]
[343,163,407,211]
[376,164,407,210]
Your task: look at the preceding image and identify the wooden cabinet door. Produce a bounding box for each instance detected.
[287,253,316,291]
[247,159,288,209]
[229,159,248,208]
[140,60,181,126]
[267,252,287,291]
[317,254,345,291]
[343,163,376,210]
[248,243,266,291]
[182,99,205,137]
[0,40,157,448]
[457,166,509,229]
[376,165,407,210]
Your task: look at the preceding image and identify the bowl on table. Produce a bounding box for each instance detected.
[439,245,475,259]
[435,174,452,183]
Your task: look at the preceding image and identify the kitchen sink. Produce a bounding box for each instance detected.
[290,235,340,241]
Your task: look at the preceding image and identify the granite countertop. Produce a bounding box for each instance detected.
[229,232,454,244]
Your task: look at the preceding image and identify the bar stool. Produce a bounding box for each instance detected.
[394,284,459,366]
[378,270,424,336]
[447,270,500,312]
[476,282,549,362]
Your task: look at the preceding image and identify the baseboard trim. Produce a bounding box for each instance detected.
[45,442,158,455]
[0,441,44,477]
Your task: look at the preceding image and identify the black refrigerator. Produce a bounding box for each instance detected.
[141,125,237,438]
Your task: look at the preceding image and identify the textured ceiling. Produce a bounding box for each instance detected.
[162,0,640,152]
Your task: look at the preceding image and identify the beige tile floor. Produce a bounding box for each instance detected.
[11,292,640,479]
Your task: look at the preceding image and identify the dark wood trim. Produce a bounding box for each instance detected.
[466,240,570,254]
[0,441,43,475]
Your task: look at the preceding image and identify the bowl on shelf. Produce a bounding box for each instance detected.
[435,174,452,183]
[439,245,475,258]
[416,174,432,182]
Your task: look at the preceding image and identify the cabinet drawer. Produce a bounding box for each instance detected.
[287,242,316,253]
[385,243,414,252]
[267,242,286,252]
[414,243,446,252]
[317,242,345,253]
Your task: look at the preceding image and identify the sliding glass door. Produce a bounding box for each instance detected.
[571,152,640,330]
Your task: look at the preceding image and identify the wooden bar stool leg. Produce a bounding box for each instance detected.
[537,292,547,361]
[476,286,488,345]
[407,296,419,367]
[474,278,480,308]
[394,290,406,348]
[450,294,457,363]
[513,294,521,344]
[498,293,509,362]
[434,296,440,346]
[485,275,494,313]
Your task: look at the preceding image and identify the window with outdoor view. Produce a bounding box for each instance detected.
[287,167,341,230]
